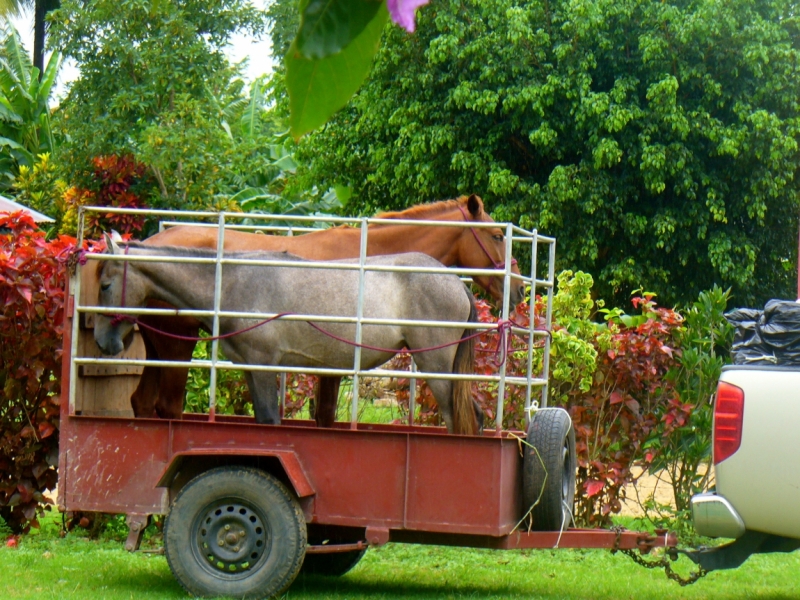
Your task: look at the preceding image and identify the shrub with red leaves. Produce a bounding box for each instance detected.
[0,212,75,532]
[65,154,150,237]
[569,294,683,526]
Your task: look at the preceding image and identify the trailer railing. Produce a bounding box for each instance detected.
[71,206,556,431]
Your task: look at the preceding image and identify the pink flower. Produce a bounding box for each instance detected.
[387,0,431,33]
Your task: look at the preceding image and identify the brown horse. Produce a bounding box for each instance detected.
[132,194,524,425]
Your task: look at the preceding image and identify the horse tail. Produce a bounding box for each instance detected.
[452,289,478,435]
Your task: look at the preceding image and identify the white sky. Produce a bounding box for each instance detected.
[10,1,274,99]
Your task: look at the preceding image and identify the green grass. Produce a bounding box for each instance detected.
[1,514,799,599]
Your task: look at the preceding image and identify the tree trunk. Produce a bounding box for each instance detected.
[33,0,46,76]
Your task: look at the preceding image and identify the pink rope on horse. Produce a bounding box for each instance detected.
[108,310,518,365]
[119,312,295,342]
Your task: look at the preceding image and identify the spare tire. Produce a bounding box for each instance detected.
[522,408,576,531]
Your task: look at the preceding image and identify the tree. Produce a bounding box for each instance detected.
[48,0,269,211]
[0,23,59,190]
[286,0,800,306]
[0,0,60,75]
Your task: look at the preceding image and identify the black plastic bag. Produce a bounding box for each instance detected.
[726,308,769,364]
[726,301,800,365]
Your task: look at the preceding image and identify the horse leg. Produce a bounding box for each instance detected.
[154,366,190,419]
[244,371,281,425]
[137,313,201,419]
[315,376,341,427]
[424,379,456,432]
[130,332,160,417]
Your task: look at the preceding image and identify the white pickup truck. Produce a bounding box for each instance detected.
[688,365,800,570]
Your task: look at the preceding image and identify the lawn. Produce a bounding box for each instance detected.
[1,514,798,599]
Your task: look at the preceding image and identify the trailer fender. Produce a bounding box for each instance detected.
[157,449,315,517]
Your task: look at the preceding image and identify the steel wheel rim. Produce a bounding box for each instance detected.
[561,442,571,502]
[191,498,271,580]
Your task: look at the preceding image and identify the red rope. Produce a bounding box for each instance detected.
[124,312,294,342]
[109,311,533,366]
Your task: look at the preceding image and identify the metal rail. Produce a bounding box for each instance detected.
[72,206,556,427]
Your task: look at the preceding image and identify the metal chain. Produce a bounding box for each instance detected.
[616,547,708,586]
[610,527,707,587]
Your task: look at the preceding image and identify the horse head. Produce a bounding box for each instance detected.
[93,233,140,356]
[456,194,526,306]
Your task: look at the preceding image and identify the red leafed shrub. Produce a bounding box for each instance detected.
[569,295,683,526]
[0,212,76,532]
[62,154,150,237]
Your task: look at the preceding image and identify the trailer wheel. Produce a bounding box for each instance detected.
[522,408,576,531]
[164,466,306,599]
[301,549,366,577]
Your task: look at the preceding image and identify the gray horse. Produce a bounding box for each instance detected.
[93,238,482,435]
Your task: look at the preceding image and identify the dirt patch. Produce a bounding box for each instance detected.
[619,468,676,517]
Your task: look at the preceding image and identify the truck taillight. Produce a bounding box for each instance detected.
[713,381,744,465]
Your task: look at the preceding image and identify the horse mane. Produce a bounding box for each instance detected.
[118,241,304,261]
[372,196,470,223]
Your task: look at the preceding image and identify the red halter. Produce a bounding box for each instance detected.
[457,205,518,271]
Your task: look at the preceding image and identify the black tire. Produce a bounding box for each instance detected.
[522,408,576,531]
[301,549,366,577]
[164,466,306,599]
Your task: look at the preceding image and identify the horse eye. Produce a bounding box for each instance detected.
[100,282,111,292]
[493,234,504,242]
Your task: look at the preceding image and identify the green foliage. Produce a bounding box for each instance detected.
[549,271,609,404]
[12,153,67,234]
[285,0,800,306]
[49,0,269,210]
[184,339,253,417]
[0,22,59,191]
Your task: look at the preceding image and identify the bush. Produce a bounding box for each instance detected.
[0,212,74,532]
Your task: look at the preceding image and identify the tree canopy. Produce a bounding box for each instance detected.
[288,0,800,306]
[48,0,271,210]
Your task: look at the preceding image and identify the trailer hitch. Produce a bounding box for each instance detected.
[679,530,800,573]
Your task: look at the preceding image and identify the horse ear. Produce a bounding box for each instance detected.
[109,230,123,242]
[466,194,483,218]
[103,233,120,255]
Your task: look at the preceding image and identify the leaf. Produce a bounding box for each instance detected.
[585,480,605,498]
[231,187,278,206]
[287,4,389,139]
[240,77,265,139]
[297,0,384,59]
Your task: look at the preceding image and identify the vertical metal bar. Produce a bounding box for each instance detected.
[284,219,293,402]
[350,218,369,427]
[408,359,417,426]
[494,222,514,433]
[68,208,87,415]
[208,213,227,421]
[279,372,287,420]
[540,240,556,408]
[524,230,539,428]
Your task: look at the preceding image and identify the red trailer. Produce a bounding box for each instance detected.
[58,207,676,598]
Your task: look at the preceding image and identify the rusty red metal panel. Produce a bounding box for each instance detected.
[404,434,521,535]
[168,421,410,529]
[158,448,315,498]
[62,417,169,514]
[57,274,73,511]
[61,413,528,538]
